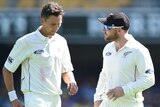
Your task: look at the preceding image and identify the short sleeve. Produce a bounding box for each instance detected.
[61,40,74,73]
[4,39,29,73]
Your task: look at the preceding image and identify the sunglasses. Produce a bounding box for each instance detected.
[103,25,124,30]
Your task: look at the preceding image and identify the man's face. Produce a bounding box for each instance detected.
[103,28,119,41]
[41,15,62,36]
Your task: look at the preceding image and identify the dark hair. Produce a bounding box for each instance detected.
[41,2,64,19]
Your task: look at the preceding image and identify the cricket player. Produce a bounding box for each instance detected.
[94,12,155,107]
[2,1,78,107]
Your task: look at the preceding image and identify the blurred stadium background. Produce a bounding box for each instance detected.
[0,0,160,107]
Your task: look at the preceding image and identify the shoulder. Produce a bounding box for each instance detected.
[55,33,67,43]
[133,40,147,50]
[102,42,114,56]
[15,31,36,46]
[103,42,114,50]
[129,39,149,55]
[18,31,36,42]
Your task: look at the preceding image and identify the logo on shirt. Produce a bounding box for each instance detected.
[145,69,154,74]
[7,56,14,64]
[34,50,44,54]
[106,52,112,56]
[123,51,132,58]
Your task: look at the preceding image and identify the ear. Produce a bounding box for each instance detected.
[116,28,122,34]
[117,28,121,32]
[40,18,44,24]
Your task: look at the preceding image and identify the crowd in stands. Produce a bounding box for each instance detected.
[0,0,132,9]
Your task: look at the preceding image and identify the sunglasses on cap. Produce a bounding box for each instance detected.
[103,25,124,30]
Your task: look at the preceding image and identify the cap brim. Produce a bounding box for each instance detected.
[98,18,106,25]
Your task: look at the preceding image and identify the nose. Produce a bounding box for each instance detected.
[102,29,106,33]
[102,29,108,36]
[58,23,62,27]
[54,24,61,30]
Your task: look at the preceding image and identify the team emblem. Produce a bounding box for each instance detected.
[123,51,132,58]
[34,50,44,54]
[106,52,111,56]
[7,56,14,64]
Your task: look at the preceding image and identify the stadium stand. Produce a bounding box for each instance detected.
[0,0,6,7]
[18,0,36,8]
[132,0,160,7]
[0,0,132,9]
[52,0,132,8]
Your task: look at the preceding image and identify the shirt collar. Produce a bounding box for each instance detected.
[124,34,135,48]
[111,33,135,52]
[36,26,56,42]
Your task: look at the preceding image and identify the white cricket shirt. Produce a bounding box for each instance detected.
[4,26,74,95]
[94,34,155,104]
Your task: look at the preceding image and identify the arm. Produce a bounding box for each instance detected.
[2,39,27,107]
[94,48,107,106]
[94,71,106,106]
[62,71,78,95]
[122,49,155,95]
[61,40,78,95]
[2,67,15,92]
[94,100,102,107]
[2,67,24,107]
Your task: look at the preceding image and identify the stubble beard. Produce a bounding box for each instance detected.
[104,32,119,42]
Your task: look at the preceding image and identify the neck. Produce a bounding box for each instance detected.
[114,33,128,51]
[39,27,54,39]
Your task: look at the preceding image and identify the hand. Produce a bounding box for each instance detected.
[67,82,78,96]
[94,100,102,107]
[12,99,25,107]
[106,87,124,101]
